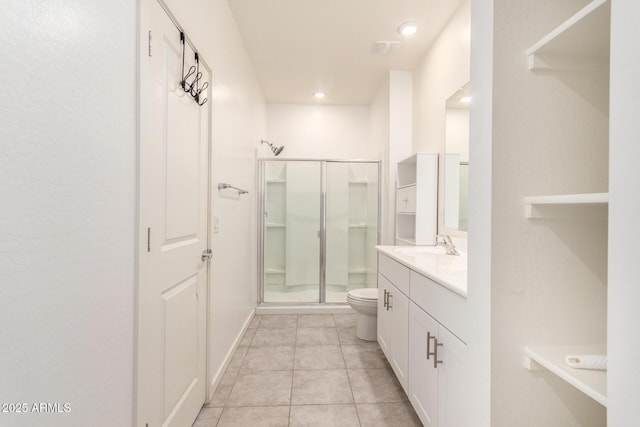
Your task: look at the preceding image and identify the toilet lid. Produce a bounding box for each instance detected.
[347,288,378,301]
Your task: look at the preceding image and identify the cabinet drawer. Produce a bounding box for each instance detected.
[410,271,467,343]
[378,253,410,295]
[396,185,417,213]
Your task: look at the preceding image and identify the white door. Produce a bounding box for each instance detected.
[409,302,439,427]
[377,274,392,356]
[137,1,210,426]
[437,326,469,427]
[389,287,409,393]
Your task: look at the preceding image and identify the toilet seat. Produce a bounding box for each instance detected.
[347,288,378,302]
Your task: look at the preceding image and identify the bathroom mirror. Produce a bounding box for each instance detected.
[443,82,470,233]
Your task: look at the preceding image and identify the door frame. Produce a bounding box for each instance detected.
[135,0,213,423]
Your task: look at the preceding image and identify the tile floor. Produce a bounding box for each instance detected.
[192,313,422,427]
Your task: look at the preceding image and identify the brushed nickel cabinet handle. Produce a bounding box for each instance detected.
[426,331,435,360]
[433,338,444,368]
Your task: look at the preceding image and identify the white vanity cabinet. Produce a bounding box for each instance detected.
[377,254,410,392]
[408,303,439,426]
[377,250,469,427]
[409,302,469,427]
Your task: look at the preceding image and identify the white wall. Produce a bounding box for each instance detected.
[367,76,392,243]
[413,1,471,155]
[608,1,640,425]
[466,0,492,424]
[163,0,267,396]
[0,1,137,426]
[388,71,414,244]
[491,1,608,425]
[265,104,369,159]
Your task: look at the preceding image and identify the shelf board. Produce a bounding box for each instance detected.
[524,192,608,219]
[349,181,368,185]
[266,223,286,228]
[396,212,417,216]
[266,179,286,184]
[348,268,370,274]
[349,223,368,228]
[526,0,610,71]
[265,268,285,274]
[397,183,417,190]
[524,345,607,407]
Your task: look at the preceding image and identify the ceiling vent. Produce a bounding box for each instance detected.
[371,41,401,56]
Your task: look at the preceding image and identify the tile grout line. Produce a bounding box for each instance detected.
[204,313,416,427]
[288,315,299,427]
[334,313,363,427]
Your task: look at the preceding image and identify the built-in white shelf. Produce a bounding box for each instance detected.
[524,192,608,219]
[395,154,438,246]
[265,268,285,274]
[526,0,610,71]
[267,179,286,184]
[349,181,368,185]
[524,345,607,407]
[348,267,369,274]
[266,223,286,228]
[349,223,368,228]
[397,183,417,190]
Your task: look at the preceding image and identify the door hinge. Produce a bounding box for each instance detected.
[201,248,213,262]
[147,227,151,252]
[148,30,152,57]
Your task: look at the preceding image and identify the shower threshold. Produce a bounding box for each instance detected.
[256,303,355,315]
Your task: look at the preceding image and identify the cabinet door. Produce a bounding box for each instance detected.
[437,326,469,427]
[389,286,409,392]
[409,302,439,427]
[377,274,391,357]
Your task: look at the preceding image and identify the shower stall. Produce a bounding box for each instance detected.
[258,159,380,305]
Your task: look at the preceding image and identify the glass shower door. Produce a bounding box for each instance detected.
[263,161,321,302]
[325,162,379,303]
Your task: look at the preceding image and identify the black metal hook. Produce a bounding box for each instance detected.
[179,32,209,107]
[181,66,196,92]
[188,72,203,96]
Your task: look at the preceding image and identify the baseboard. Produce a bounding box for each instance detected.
[206,308,255,403]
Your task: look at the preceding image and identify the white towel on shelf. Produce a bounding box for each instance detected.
[565,354,607,370]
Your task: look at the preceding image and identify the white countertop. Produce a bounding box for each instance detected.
[376,245,468,297]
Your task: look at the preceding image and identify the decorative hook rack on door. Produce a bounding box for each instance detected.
[179,32,209,106]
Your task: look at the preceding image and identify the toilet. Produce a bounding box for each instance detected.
[346,288,379,341]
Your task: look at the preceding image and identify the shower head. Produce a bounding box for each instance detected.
[261,139,285,156]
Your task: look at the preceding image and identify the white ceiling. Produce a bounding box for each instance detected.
[228,0,467,105]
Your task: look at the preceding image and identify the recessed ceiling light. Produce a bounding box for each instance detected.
[314,92,326,99]
[398,22,418,36]
[460,96,471,104]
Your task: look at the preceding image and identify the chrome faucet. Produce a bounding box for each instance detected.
[437,234,460,256]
